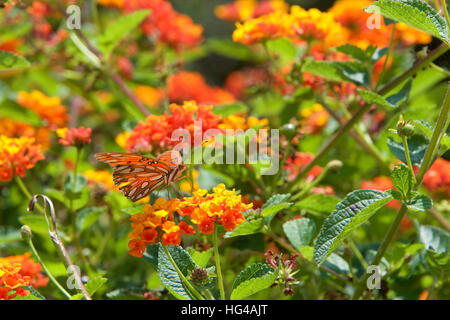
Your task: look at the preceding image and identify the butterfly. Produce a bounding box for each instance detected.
[95,150,187,202]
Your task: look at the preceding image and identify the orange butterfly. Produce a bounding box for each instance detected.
[95,150,187,202]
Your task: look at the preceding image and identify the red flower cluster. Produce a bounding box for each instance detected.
[168,71,235,105]
[0,252,49,300]
[215,0,288,22]
[224,68,270,100]
[284,152,323,182]
[123,0,203,50]
[0,135,45,182]
[56,127,92,148]
[423,158,450,198]
[125,101,222,153]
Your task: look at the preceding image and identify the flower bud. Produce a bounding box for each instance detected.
[190,267,208,283]
[402,123,415,137]
[21,225,32,241]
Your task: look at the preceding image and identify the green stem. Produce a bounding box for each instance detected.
[15,176,44,214]
[442,0,450,32]
[27,238,72,299]
[352,204,408,300]
[349,240,368,270]
[401,135,417,185]
[213,227,226,300]
[161,244,205,300]
[375,24,396,91]
[415,83,450,187]
[291,161,332,200]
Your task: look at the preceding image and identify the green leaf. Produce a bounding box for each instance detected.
[303,60,369,86]
[64,173,87,195]
[22,286,46,300]
[69,293,85,300]
[314,189,393,265]
[386,79,412,106]
[224,218,265,238]
[358,89,395,110]
[387,134,429,165]
[0,50,30,70]
[266,37,297,65]
[405,194,433,211]
[0,226,21,246]
[334,44,368,63]
[186,248,213,268]
[322,253,350,275]
[76,206,106,232]
[414,120,450,155]
[418,225,449,254]
[206,39,256,61]
[18,215,65,237]
[365,0,449,41]
[261,194,292,218]
[157,244,196,300]
[391,163,414,199]
[230,263,278,300]
[212,102,248,117]
[98,10,151,56]
[292,194,341,215]
[283,218,316,249]
[121,204,145,215]
[85,276,107,297]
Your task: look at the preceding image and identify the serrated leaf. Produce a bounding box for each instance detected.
[391,163,414,199]
[231,263,277,300]
[292,194,341,215]
[22,286,46,300]
[358,89,395,109]
[224,218,265,238]
[365,0,449,41]
[157,244,197,300]
[406,194,433,211]
[303,60,369,86]
[283,218,316,249]
[387,134,429,165]
[76,206,106,232]
[98,10,151,56]
[0,50,30,70]
[418,225,449,254]
[314,189,393,265]
[261,194,292,217]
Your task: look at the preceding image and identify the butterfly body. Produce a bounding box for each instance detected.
[95,150,186,202]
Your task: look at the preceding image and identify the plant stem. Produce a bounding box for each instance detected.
[349,240,368,270]
[27,237,72,299]
[442,0,450,31]
[352,204,408,300]
[161,244,205,300]
[375,24,396,91]
[415,83,450,187]
[15,177,44,214]
[401,135,417,185]
[213,227,226,300]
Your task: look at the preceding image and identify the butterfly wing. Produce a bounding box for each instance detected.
[95,152,168,202]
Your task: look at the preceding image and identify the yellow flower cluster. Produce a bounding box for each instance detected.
[218,114,269,131]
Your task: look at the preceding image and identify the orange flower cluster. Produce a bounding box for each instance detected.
[0,117,51,149]
[233,6,347,48]
[329,0,431,49]
[178,184,252,234]
[134,85,164,108]
[168,71,235,105]
[0,135,44,182]
[284,152,323,183]
[128,198,196,257]
[218,113,269,131]
[56,126,92,148]
[125,101,222,153]
[17,90,68,130]
[360,176,401,209]
[98,0,124,9]
[215,0,288,22]
[0,253,48,300]
[123,0,203,50]
[299,103,329,134]
[423,158,450,198]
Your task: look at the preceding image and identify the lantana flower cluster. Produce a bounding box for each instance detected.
[0,117,51,149]
[423,158,450,198]
[17,90,68,130]
[56,127,92,148]
[123,0,203,50]
[215,0,288,22]
[0,253,48,300]
[128,184,252,257]
[0,135,44,182]
[168,71,235,105]
[124,101,222,153]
